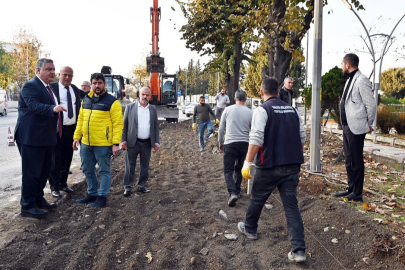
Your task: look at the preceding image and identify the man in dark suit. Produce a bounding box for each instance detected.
[48,66,82,197]
[14,58,67,219]
[121,86,159,195]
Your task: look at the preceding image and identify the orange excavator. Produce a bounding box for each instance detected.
[146,0,179,122]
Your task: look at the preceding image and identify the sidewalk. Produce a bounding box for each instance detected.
[320,126,405,172]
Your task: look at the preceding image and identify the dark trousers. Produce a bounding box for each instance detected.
[342,124,366,195]
[223,142,248,195]
[17,142,52,209]
[123,139,152,190]
[244,164,306,252]
[49,124,76,191]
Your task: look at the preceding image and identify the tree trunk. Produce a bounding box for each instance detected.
[225,31,242,105]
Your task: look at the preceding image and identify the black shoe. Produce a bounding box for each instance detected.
[68,171,73,174]
[52,190,62,198]
[137,187,151,193]
[344,193,363,202]
[61,186,74,193]
[76,195,97,204]
[21,207,48,219]
[36,199,57,210]
[228,194,238,207]
[88,196,107,208]
[123,190,131,197]
[333,190,351,198]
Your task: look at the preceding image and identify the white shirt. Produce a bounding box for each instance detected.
[137,101,151,139]
[58,82,76,125]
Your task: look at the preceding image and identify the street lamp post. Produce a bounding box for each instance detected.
[341,0,377,134]
[309,0,323,173]
[26,42,33,81]
[185,70,190,103]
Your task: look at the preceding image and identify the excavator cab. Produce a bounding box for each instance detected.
[100,66,128,101]
[161,74,177,104]
[100,66,130,114]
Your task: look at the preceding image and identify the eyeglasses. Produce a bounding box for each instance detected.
[81,85,90,88]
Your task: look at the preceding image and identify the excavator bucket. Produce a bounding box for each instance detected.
[146,55,165,73]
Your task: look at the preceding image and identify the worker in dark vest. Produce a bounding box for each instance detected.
[238,76,307,263]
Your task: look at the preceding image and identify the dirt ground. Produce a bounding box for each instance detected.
[1,119,405,270]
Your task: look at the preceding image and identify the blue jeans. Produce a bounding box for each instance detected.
[244,164,306,252]
[223,142,248,195]
[198,120,214,149]
[80,144,112,197]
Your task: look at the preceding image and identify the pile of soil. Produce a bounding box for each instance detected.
[1,119,405,269]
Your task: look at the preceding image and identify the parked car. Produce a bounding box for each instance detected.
[185,103,199,117]
[181,102,191,114]
[0,89,9,116]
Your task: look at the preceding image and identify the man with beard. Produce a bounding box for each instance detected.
[193,95,219,152]
[279,77,294,106]
[214,88,230,120]
[334,53,376,202]
[120,87,159,195]
[73,73,123,208]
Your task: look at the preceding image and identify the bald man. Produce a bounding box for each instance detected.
[121,87,160,195]
[48,66,82,197]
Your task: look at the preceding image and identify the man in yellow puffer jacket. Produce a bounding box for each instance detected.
[73,72,123,208]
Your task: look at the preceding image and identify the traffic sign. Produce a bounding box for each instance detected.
[177,90,181,97]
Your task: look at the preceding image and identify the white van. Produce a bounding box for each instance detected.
[0,89,9,116]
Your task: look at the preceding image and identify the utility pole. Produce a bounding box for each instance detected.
[309,0,323,173]
[26,42,32,81]
[185,71,188,103]
[304,29,309,125]
[217,71,220,92]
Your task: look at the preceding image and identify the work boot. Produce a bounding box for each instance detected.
[76,195,97,204]
[88,196,107,208]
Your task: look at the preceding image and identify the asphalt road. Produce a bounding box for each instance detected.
[0,111,21,190]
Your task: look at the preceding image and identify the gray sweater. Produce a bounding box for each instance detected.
[218,104,253,145]
[193,104,216,124]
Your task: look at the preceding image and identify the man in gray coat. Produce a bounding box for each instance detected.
[121,87,159,195]
[334,53,376,202]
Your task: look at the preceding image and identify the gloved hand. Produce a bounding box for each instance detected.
[216,119,220,125]
[192,123,197,131]
[242,161,254,179]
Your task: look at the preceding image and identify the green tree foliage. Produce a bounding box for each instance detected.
[380,67,405,99]
[177,59,222,99]
[241,39,267,98]
[242,39,305,98]
[176,0,258,104]
[9,28,47,100]
[301,66,345,127]
[0,42,14,89]
[258,0,364,85]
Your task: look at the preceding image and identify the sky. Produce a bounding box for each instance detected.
[0,0,404,87]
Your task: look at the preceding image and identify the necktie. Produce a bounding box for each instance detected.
[66,86,73,119]
[46,86,62,138]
